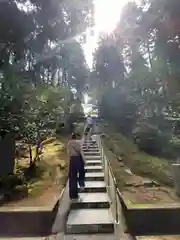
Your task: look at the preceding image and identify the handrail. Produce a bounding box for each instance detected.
[98,136,119,224]
[107,157,117,185]
[106,155,119,223]
[99,137,117,184]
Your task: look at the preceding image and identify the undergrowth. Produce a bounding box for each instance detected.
[101,123,173,188]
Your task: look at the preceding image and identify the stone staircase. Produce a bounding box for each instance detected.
[65,140,114,235]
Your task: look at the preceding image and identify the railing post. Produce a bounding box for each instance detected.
[101,145,104,162]
[105,156,110,187]
[102,148,107,182]
[98,136,101,155]
[100,139,107,184]
[108,168,110,187]
[100,138,105,168]
[114,182,119,224]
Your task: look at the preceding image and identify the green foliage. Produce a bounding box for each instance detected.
[102,124,173,187]
[23,163,45,181]
[133,120,171,156]
[90,0,180,159]
[0,175,24,190]
[0,0,93,201]
[0,0,93,140]
[93,37,125,88]
[99,87,138,135]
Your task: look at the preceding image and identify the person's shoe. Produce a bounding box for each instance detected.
[78,197,82,202]
[71,197,79,202]
[79,186,85,192]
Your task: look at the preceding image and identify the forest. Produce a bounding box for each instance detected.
[91,0,180,204]
[92,0,180,160]
[0,0,92,205]
[1,0,180,205]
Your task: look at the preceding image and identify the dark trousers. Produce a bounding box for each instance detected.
[68,155,85,199]
[85,124,92,133]
[84,124,93,142]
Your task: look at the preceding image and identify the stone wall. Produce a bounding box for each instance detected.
[0,200,59,237]
[118,194,180,236]
[126,206,180,236]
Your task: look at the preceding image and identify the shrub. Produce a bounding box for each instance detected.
[0,174,24,191]
[99,88,138,136]
[132,122,170,156]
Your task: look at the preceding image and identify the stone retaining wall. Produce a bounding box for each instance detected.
[0,198,59,237]
[118,193,180,236]
[126,205,180,236]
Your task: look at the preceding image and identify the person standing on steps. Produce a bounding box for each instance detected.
[84,115,93,145]
[76,133,86,190]
[67,133,85,201]
[86,114,93,131]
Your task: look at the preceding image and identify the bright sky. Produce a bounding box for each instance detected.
[83,0,130,68]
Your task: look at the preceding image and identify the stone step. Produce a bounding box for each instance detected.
[83,151,100,156]
[66,209,114,234]
[86,160,102,166]
[62,233,115,239]
[83,148,100,152]
[79,181,106,193]
[82,147,99,151]
[85,156,101,161]
[85,172,104,181]
[83,149,99,152]
[85,165,103,172]
[71,192,110,209]
[82,144,98,148]
[83,139,97,142]
[83,143,98,147]
[83,140,96,143]
[83,146,98,150]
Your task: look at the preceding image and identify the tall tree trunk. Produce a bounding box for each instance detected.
[29,145,33,166]
[57,68,61,86]
[147,39,153,71]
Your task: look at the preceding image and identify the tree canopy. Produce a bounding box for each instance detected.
[0,0,93,143]
[91,0,180,158]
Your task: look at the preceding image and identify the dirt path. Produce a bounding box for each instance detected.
[4,185,61,207]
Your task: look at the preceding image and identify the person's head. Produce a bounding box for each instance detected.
[76,132,81,139]
[71,133,77,140]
